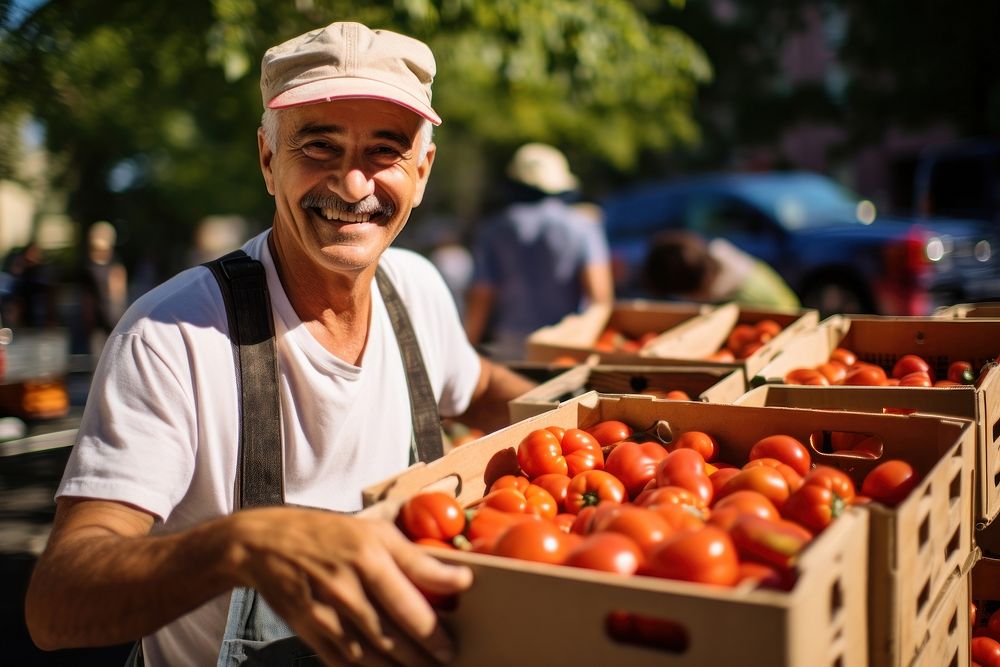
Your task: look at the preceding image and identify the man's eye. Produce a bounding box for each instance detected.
[302,142,338,158]
[372,146,403,157]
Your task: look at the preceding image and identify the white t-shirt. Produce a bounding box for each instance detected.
[56,230,482,666]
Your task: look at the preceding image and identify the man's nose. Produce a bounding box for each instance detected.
[328,163,375,203]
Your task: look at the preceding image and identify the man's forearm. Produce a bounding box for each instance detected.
[26,503,240,650]
[459,358,537,433]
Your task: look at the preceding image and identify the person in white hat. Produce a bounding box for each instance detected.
[26,21,534,667]
[464,143,614,360]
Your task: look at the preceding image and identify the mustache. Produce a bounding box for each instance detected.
[300,193,394,218]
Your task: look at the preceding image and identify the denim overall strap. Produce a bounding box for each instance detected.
[212,259,443,666]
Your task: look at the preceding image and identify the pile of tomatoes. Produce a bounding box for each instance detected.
[705,319,784,363]
[971,601,1000,666]
[593,326,660,353]
[396,419,921,590]
[784,348,979,388]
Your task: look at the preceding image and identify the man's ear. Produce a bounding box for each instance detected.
[258,128,275,196]
[411,142,436,207]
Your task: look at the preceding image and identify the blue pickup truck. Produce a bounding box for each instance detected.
[601,171,1000,315]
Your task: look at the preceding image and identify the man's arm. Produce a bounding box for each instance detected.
[580,261,614,309]
[462,284,494,347]
[26,497,471,665]
[456,356,536,434]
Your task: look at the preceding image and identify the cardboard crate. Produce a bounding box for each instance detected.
[508,364,745,423]
[935,302,1000,319]
[750,315,1000,526]
[910,554,974,667]
[636,303,818,385]
[362,393,981,666]
[527,301,818,388]
[735,384,975,666]
[524,300,710,364]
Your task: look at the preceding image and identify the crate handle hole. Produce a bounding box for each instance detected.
[916,576,931,615]
[809,430,883,458]
[992,416,1000,444]
[949,471,962,502]
[945,524,960,560]
[829,578,844,621]
[605,611,689,654]
[919,514,930,548]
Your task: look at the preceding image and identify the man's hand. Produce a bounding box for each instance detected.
[26,499,471,666]
[230,508,473,666]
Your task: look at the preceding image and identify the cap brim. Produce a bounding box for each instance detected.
[267,77,442,126]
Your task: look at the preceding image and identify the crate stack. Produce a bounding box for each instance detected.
[374,300,1000,666]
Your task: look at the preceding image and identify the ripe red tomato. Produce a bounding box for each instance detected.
[726,324,759,355]
[716,466,792,509]
[586,420,634,446]
[972,636,1000,667]
[636,485,704,514]
[465,506,535,553]
[604,440,670,499]
[489,474,529,493]
[711,490,780,522]
[898,371,932,387]
[708,467,742,497]
[830,347,857,367]
[728,515,813,570]
[482,487,529,514]
[646,526,739,586]
[601,505,674,556]
[517,429,568,478]
[843,363,888,386]
[748,434,812,477]
[987,608,1000,642]
[947,360,975,384]
[561,428,605,476]
[650,503,705,532]
[397,492,465,541]
[492,519,573,564]
[861,459,919,507]
[654,448,713,508]
[815,362,847,385]
[531,473,571,512]
[891,354,932,380]
[755,319,782,339]
[565,470,627,514]
[564,532,644,575]
[743,457,804,493]
[670,430,719,462]
[784,368,830,386]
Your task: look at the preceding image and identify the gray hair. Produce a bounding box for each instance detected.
[260,108,433,164]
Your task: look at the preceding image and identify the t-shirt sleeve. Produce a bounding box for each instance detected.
[57,330,198,522]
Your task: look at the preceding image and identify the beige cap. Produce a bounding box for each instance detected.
[507,143,579,195]
[260,21,441,125]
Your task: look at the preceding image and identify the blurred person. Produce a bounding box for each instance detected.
[464,143,614,360]
[80,221,128,357]
[25,20,534,667]
[2,241,58,328]
[641,230,800,309]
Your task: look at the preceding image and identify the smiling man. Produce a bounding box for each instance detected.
[25,21,534,667]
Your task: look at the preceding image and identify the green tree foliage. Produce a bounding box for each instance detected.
[0,0,709,271]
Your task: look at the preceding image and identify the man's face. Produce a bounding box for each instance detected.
[258,99,434,275]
